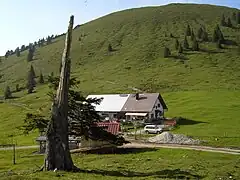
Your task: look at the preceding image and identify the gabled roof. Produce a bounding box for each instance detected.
[87,93,167,113]
[121,93,167,112]
[86,94,130,112]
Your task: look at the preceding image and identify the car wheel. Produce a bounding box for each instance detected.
[145,131,149,134]
[157,131,160,134]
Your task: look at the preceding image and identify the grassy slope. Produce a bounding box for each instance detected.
[0,3,239,146]
[0,148,240,179]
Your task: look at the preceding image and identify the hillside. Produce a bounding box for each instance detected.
[0,3,240,93]
[0,3,240,147]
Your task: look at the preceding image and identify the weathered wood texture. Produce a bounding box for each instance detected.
[44,15,76,171]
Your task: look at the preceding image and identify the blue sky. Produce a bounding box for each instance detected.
[0,0,239,55]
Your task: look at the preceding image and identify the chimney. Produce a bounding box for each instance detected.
[136,93,139,100]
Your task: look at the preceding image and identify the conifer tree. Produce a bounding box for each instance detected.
[191,29,195,41]
[21,45,26,51]
[175,39,179,50]
[27,47,34,62]
[232,12,237,21]
[4,86,12,99]
[192,38,199,51]
[163,47,171,58]
[197,27,203,39]
[217,40,222,49]
[217,27,224,42]
[212,30,218,42]
[108,44,113,52]
[227,18,233,28]
[186,24,191,36]
[30,65,36,78]
[221,14,226,26]
[15,47,20,57]
[5,51,10,59]
[201,31,209,42]
[39,72,44,84]
[27,67,36,93]
[178,44,183,54]
[16,84,19,92]
[237,12,240,24]
[183,36,189,49]
[212,25,224,42]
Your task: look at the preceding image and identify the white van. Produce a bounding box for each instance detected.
[144,125,163,134]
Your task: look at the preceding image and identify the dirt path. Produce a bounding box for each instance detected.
[0,145,38,151]
[1,143,239,155]
[122,142,240,155]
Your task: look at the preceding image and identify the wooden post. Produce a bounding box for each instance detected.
[13,144,16,165]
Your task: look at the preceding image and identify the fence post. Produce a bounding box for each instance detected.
[13,143,16,165]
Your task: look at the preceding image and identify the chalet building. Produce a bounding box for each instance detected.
[86,93,168,121]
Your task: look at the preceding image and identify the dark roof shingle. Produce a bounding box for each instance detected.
[121,93,167,112]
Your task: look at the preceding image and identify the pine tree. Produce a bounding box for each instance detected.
[217,40,222,49]
[4,86,12,99]
[178,44,183,54]
[5,51,10,59]
[175,39,179,50]
[201,31,209,42]
[163,47,171,58]
[16,84,19,92]
[21,45,26,51]
[39,72,44,84]
[227,18,233,28]
[27,47,34,62]
[192,38,199,51]
[191,29,195,41]
[217,27,224,42]
[212,25,224,43]
[212,30,218,42]
[232,12,237,21]
[183,36,189,49]
[238,44,240,55]
[186,24,191,36]
[27,67,36,94]
[108,44,113,52]
[30,65,36,78]
[15,47,20,57]
[221,14,226,26]
[197,27,204,39]
[237,12,240,24]
[46,36,52,45]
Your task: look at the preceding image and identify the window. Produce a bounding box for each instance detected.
[158,104,160,108]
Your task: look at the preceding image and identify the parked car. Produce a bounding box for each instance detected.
[144,125,163,134]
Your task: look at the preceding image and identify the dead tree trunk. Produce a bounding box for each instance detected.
[44,15,77,171]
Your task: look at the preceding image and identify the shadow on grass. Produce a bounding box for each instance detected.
[79,168,204,179]
[199,48,224,54]
[170,55,189,60]
[8,96,20,100]
[223,39,238,46]
[80,147,158,155]
[174,117,207,126]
